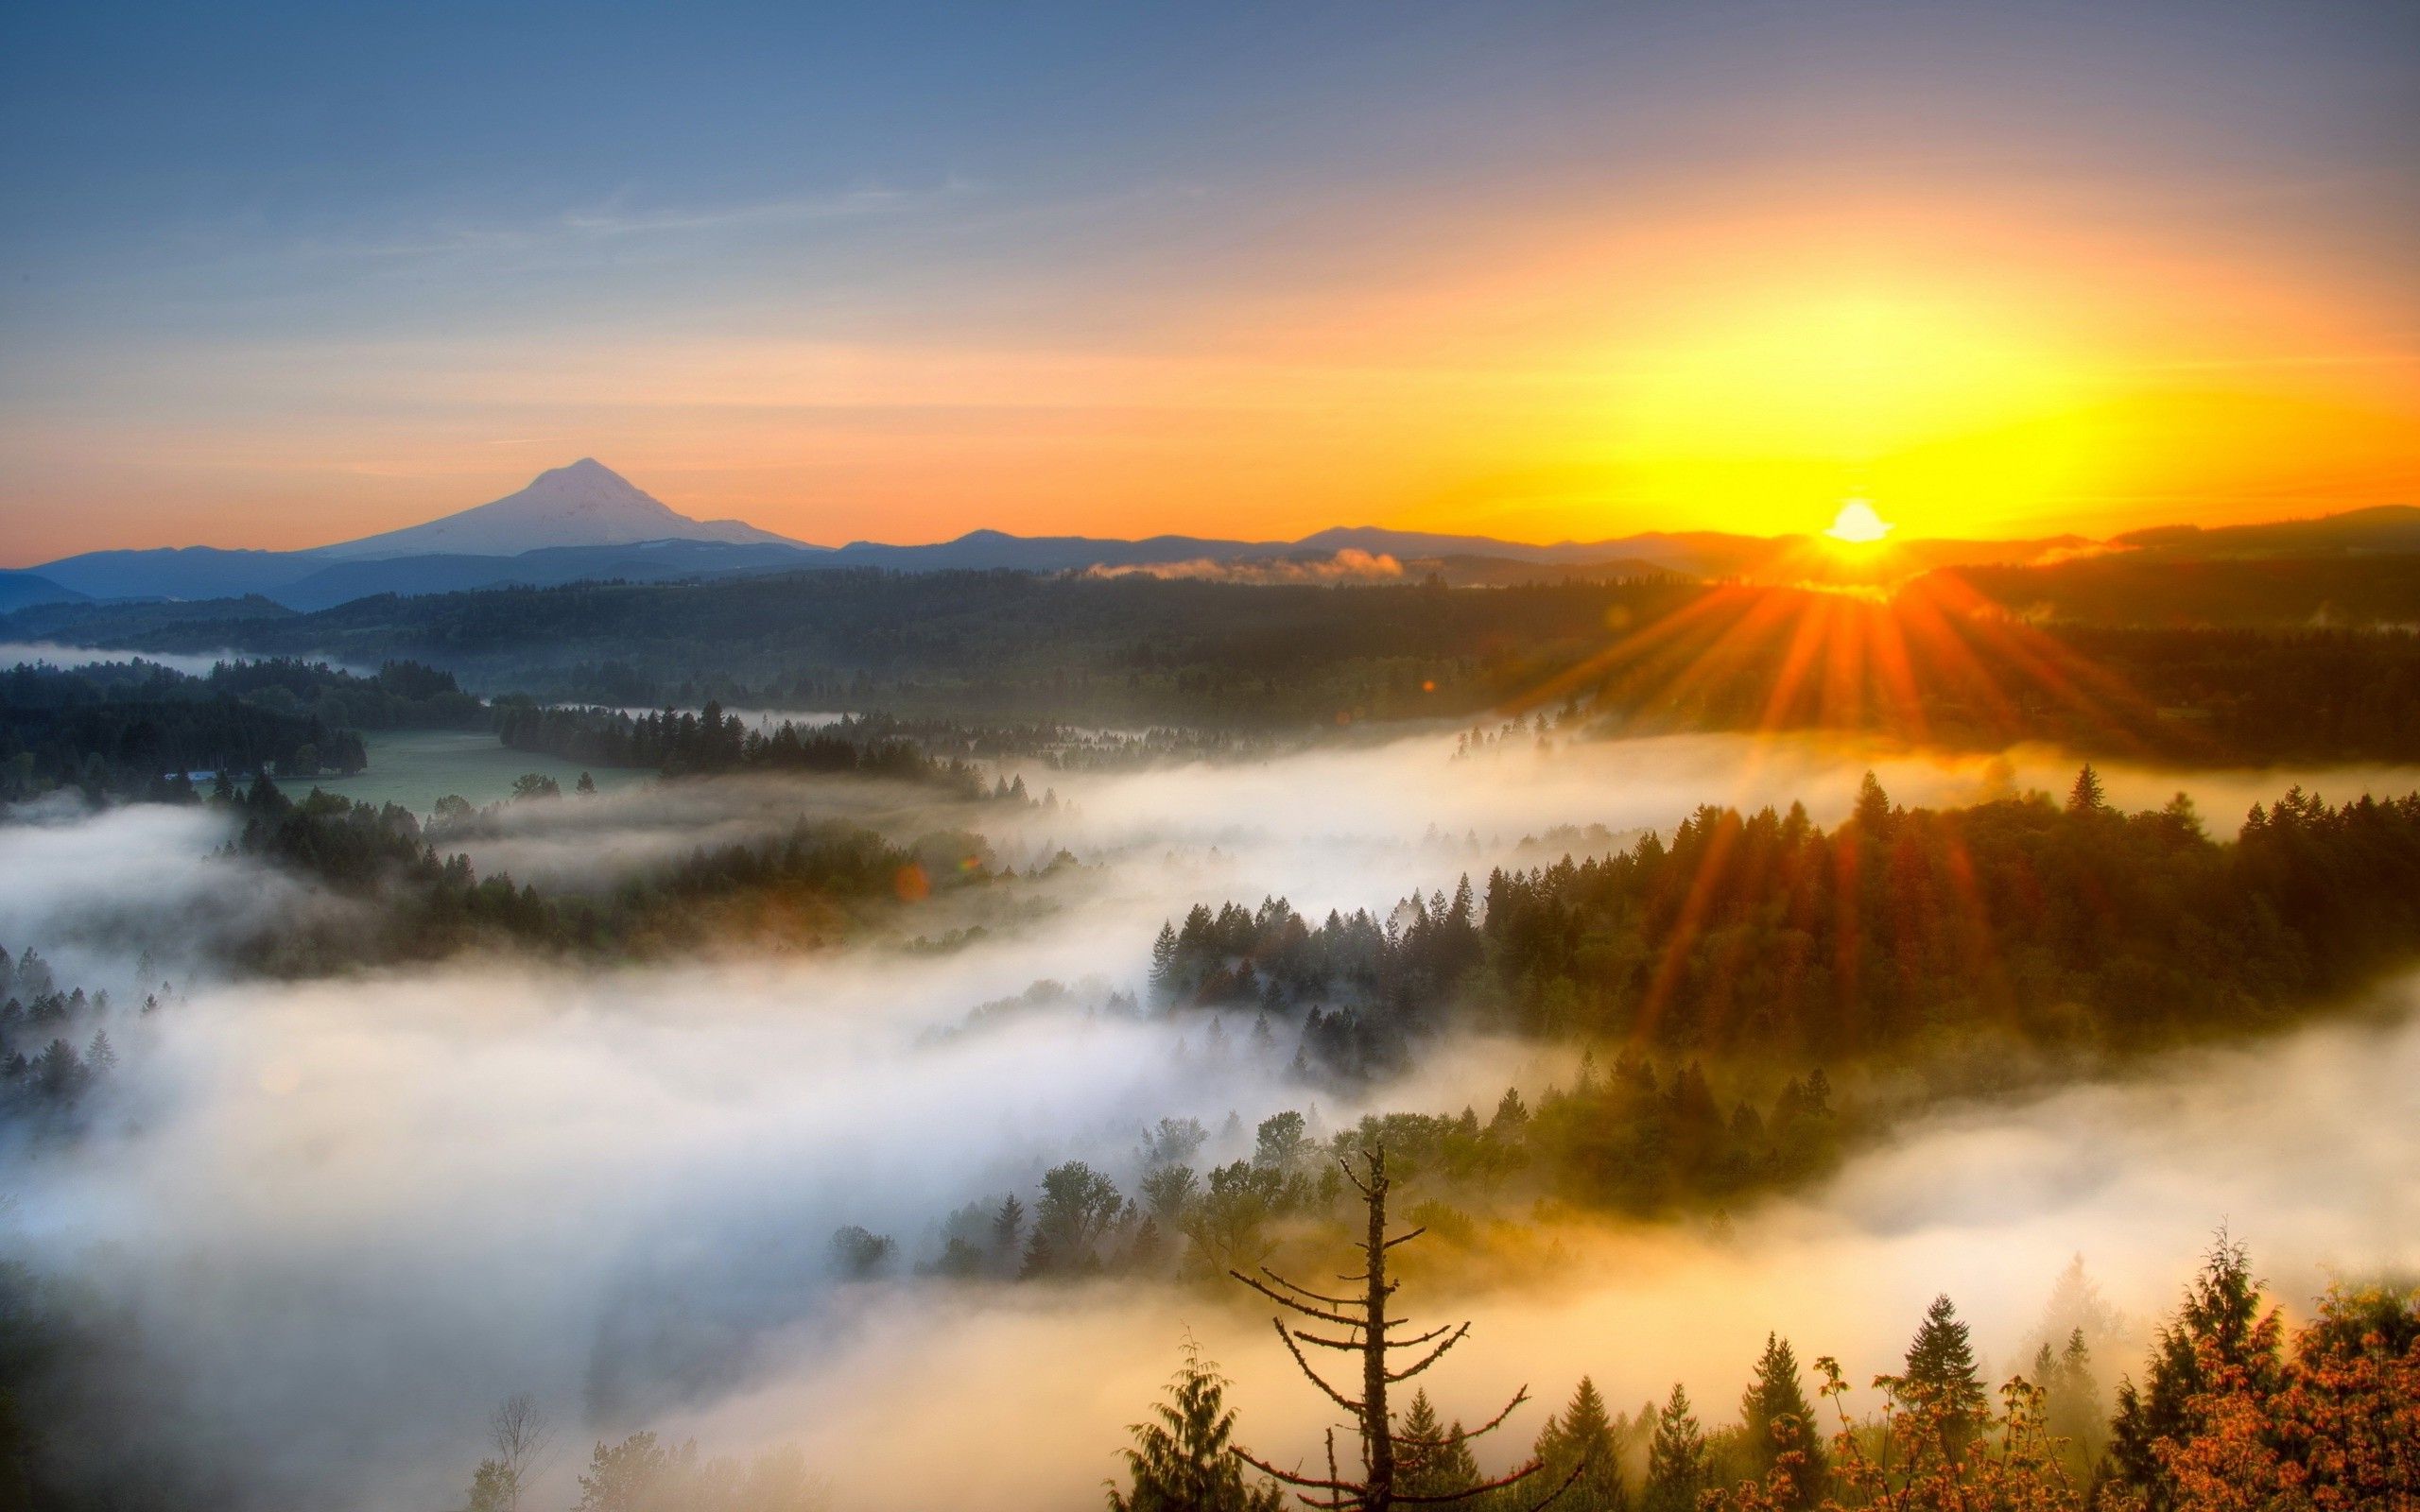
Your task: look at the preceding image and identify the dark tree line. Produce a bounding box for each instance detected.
[496,700,994,795]
[1,657,479,800]
[217,774,991,971]
[25,565,2420,758]
[1155,774,2420,1063]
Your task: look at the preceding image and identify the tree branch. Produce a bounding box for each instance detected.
[1232,1270,1364,1329]
[1386,1323,1471,1383]
[1393,1456,1548,1503]
[1232,1449,1360,1493]
[1389,1386,1531,1449]
[1259,1266,1365,1310]
[1270,1317,1364,1419]
[1290,1329,1368,1351]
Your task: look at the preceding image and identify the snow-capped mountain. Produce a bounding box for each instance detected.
[312,458,802,559]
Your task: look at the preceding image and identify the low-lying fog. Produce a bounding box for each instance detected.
[4,727,2416,1508]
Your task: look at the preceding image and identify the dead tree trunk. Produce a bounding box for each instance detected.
[1231,1142,1578,1512]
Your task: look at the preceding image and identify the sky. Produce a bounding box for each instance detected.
[4,0,2419,564]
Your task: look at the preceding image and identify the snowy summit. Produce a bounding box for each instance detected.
[313,459,800,559]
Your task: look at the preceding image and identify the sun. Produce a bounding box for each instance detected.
[1824,497,1893,545]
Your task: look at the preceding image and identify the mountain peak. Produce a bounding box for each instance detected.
[312,461,803,560]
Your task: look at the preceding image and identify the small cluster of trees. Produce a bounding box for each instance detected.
[456,1393,826,1512]
[216,775,987,971]
[495,701,993,796]
[0,947,136,1117]
[876,1064,1843,1293]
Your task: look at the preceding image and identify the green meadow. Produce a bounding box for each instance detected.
[274,729,653,813]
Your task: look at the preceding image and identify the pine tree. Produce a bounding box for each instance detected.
[2066,763,2106,814]
[1641,1383,1709,1512]
[1150,922,1180,1001]
[1739,1333,1825,1510]
[1109,1341,1285,1511]
[1897,1293,1987,1438]
[2032,1328,2103,1470]
[1395,1389,1480,1501]
[2107,1231,2281,1511]
[990,1194,1026,1268]
[1853,770,1893,833]
[1534,1377,1626,1511]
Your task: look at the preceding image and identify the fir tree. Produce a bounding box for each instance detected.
[1534,1377,1626,1511]
[1108,1341,1287,1512]
[2107,1230,2281,1511]
[1853,770,1893,833]
[2032,1328,2103,1471]
[1739,1333,1825,1510]
[1395,1389,1480,1501]
[990,1194,1026,1266]
[1641,1383,1709,1512]
[2066,763,2107,814]
[1896,1293,1988,1438]
[1150,921,1180,1001]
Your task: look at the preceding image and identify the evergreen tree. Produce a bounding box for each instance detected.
[1248,1010,1277,1062]
[1641,1383,1709,1512]
[2067,763,2107,814]
[2107,1231,2281,1511]
[1852,770,1893,833]
[1897,1293,1987,1439]
[1108,1341,1285,1512]
[1533,1376,1626,1511]
[1150,922,1180,1001]
[990,1194,1026,1268]
[1395,1389,1480,1501]
[1739,1333,1824,1510]
[32,1038,83,1102]
[2031,1328,2103,1472]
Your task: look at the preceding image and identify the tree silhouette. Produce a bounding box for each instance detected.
[1110,1339,1286,1512]
[1641,1383,1710,1512]
[1229,1142,1577,1510]
[1894,1294,1988,1444]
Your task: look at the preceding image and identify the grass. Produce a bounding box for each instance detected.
[275,730,653,813]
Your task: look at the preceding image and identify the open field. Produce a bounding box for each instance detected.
[274,729,653,812]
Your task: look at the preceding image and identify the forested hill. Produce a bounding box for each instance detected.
[1151,771,2420,1075]
[0,658,483,801]
[11,569,2420,760]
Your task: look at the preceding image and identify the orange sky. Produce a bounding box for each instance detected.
[6,6,2418,564]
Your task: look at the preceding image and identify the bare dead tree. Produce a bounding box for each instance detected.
[488,1392,556,1512]
[1229,1142,1580,1512]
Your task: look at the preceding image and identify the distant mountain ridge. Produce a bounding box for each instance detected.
[19,459,2415,613]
